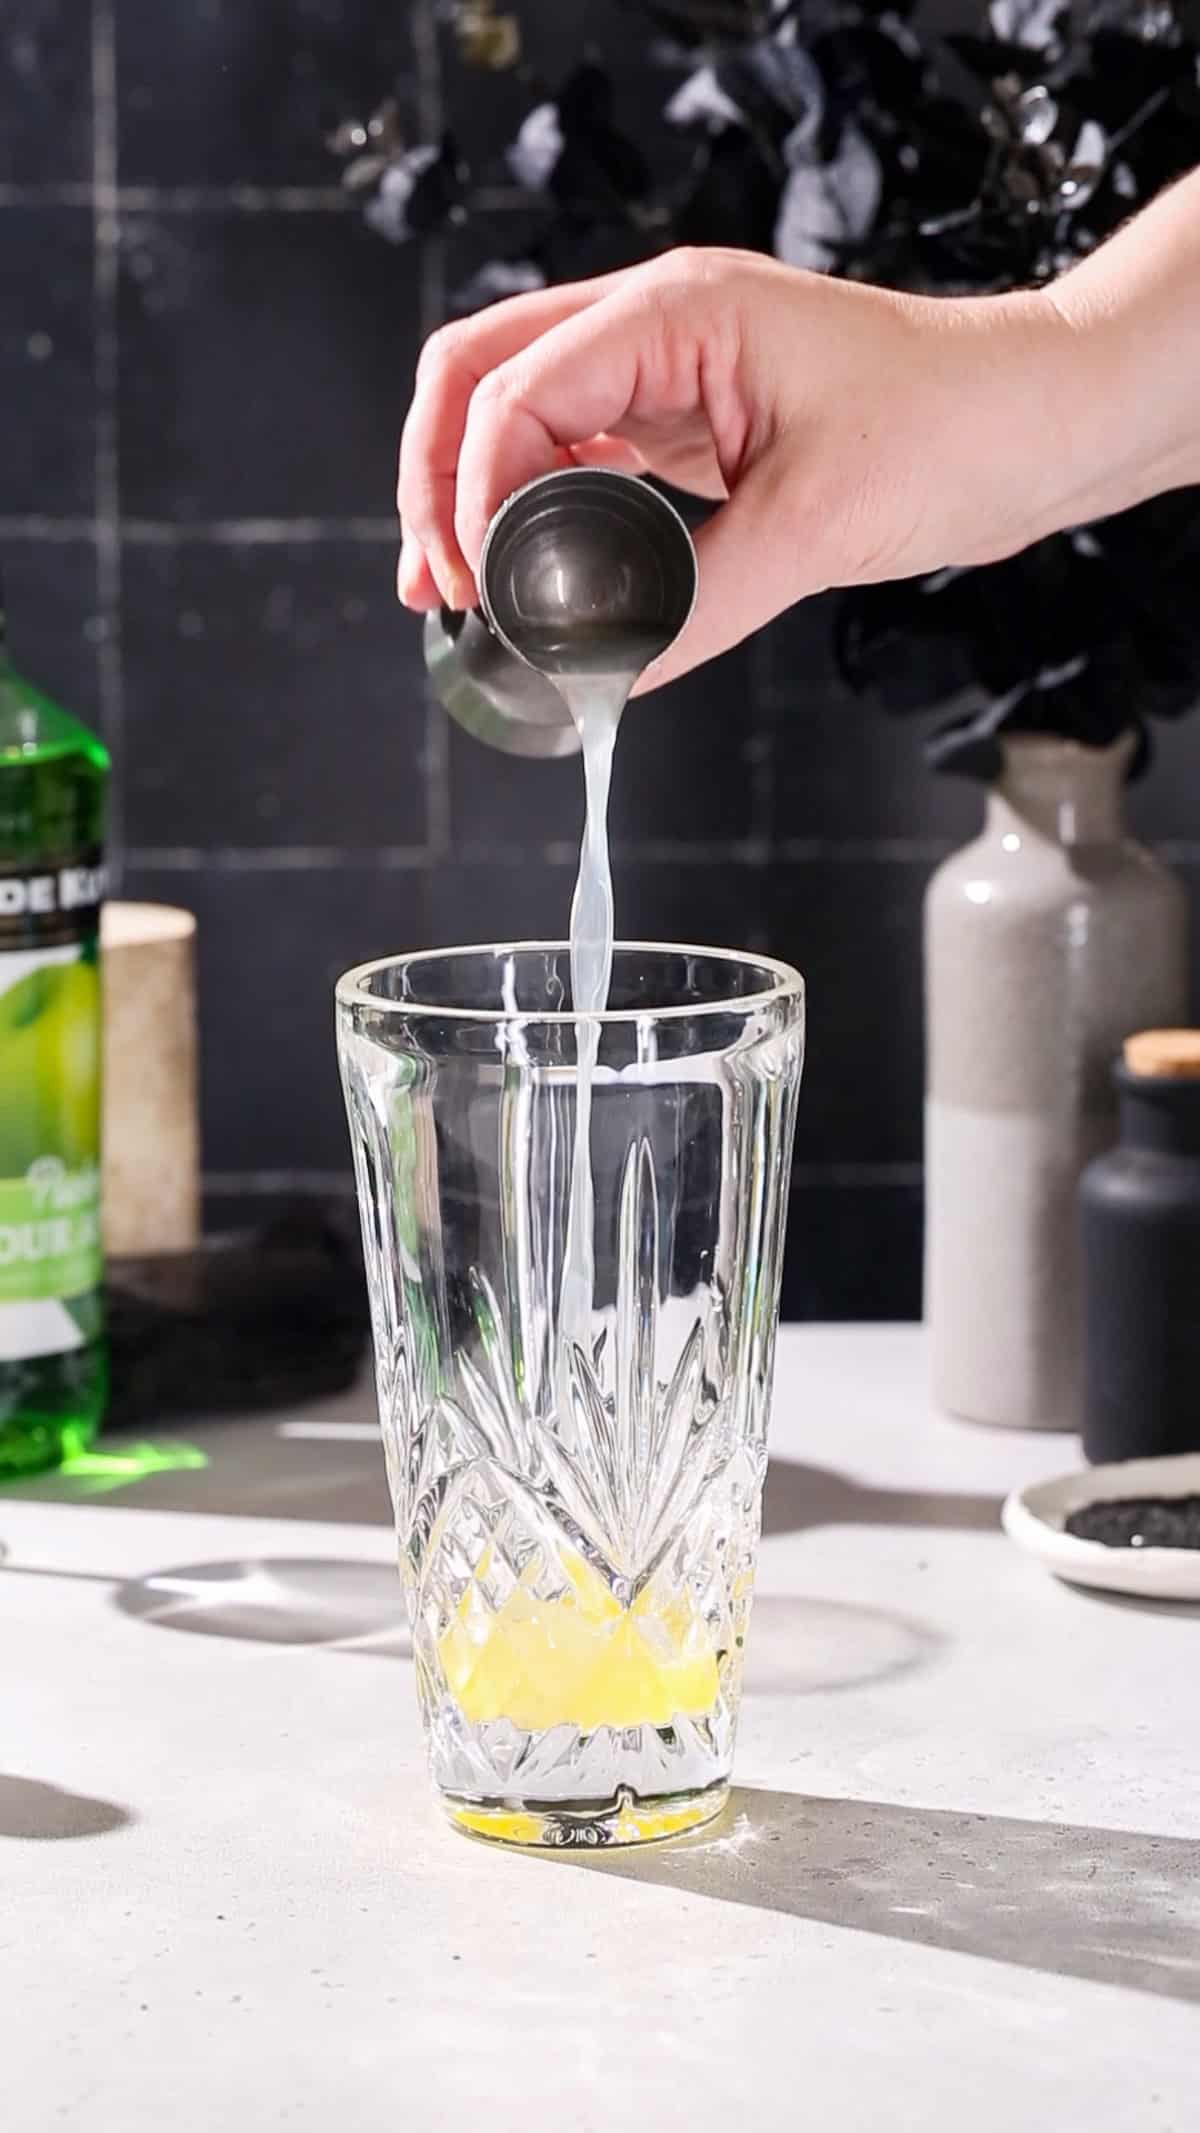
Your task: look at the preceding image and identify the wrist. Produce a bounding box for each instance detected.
[921,287,1092,566]
[1040,185,1200,518]
[998,285,1113,545]
[949,279,1193,557]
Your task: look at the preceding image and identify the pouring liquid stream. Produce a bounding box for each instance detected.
[522,628,671,1364]
[556,671,625,1358]
[477,487,691,1378]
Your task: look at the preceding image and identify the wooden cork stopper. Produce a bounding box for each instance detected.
[101,901,200,1256]
[1123,1029,1200,1079]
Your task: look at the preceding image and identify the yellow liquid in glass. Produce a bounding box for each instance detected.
[438,1550,719,1734]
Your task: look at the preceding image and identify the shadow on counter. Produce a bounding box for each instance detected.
[0,1772,133,1842]
[553,1783,1200,2005]
[1,1547,942,1695]
[0,1424,1004,1542]
[104,1572,939,1697]
[762,1459,1004,1537]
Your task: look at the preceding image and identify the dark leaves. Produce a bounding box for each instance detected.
[332,0,1200,765]
[675,127,782,251]
[618,0,770,46]
[364,134,469,243]
[449,258,546,313]
[551,64,654,218]
[839,492,1200,778]
[989,0,1071,50]
[505,64,653,228]
[713,37,829,147]
[775,119,882,269]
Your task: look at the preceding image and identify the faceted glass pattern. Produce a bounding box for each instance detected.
[337,944,804,1847]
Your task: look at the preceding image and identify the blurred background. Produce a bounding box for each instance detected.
[4,0,1199,1320]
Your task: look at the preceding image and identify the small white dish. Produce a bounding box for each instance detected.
[1002,1453,1200,1601]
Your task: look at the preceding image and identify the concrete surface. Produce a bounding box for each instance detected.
[4,1326,1199,2130]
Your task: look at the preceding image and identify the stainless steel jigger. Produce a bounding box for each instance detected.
[422,468,698,757]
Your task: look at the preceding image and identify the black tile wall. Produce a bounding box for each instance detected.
[428,854,579,950]
[428,849,770,959]
[445,639,760,857]
[614,858,770,956]
[1128,721,1200,848]
[117,211,422,521]
[5,0,1198,1326]
[762,594,984,847]
[115,0,414,188]
[612,646,760,846]
[1182,863,1200,1006]
[1,2,92,184]
[447,717,583,857]
[123,863,434,1175]
[0,539,103,731]
[766,861,929,1167]
[3,208,97,517]
[783,1180,924,1322]
[122,540,426,848]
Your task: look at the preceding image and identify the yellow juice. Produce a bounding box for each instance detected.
[438,1549,719,1734]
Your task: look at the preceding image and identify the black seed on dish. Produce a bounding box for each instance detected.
[1064,1495,1200,1551]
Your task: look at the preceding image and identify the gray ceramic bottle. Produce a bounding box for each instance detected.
[925,734,1189,1431]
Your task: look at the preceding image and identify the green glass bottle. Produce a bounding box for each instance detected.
[0,590,109,1475]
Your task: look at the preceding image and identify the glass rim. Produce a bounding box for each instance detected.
[336,939,804,1027]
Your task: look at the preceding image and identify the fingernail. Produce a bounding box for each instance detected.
[448,566,477,614]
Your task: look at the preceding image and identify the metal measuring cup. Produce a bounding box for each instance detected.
[423,468,698,757]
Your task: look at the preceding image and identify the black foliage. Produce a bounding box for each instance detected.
[549,62,654,218]
[329,0,1200,775]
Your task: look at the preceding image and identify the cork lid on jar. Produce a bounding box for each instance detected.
[1123,1029,1200,1079]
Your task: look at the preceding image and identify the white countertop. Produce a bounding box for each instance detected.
[4,1326,1199,2131]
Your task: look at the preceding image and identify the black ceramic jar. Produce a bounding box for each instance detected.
[1080,1031,1200,1463]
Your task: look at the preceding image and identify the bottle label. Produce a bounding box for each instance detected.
[0,854,104,1360]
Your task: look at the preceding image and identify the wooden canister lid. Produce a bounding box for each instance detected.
[1123,1029,1200,1079]
[101,900,195,950]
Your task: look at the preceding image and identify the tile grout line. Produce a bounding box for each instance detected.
[0,184,354,211]
[121,838,967,873]
[202,1170,358,1196]
[123,515,399,543]
[126,845,432,873]
[0,184,531,215]
[0,516,402,543]
[412,0,451,863]
[91,0,125,878]
[200,1162,924,1194]
[790,1162,924,1187]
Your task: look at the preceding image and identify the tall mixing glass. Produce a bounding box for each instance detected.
[338,943,804,1846]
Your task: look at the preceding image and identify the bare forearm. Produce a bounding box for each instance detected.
[1042,169,1200,526]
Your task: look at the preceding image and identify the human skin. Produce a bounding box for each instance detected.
[395,169,1200,691]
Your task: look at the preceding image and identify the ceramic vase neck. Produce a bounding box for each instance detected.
[986,735,1133,847]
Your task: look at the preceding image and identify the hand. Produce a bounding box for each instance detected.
[396,248,1082,687]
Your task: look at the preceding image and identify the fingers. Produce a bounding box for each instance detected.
[396,536,441,611]
[452,278,680,566]
[397,274,622,610]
